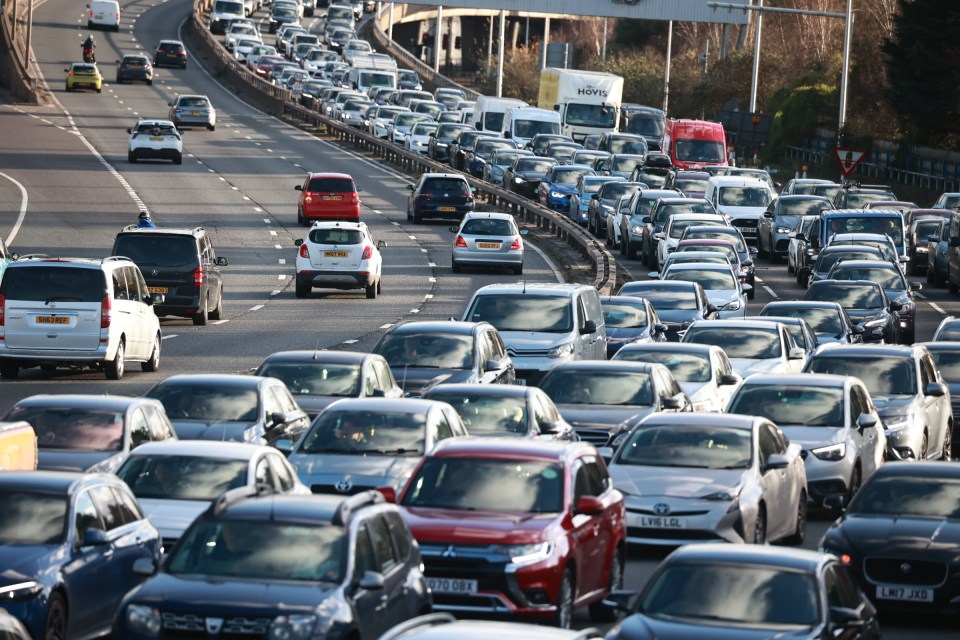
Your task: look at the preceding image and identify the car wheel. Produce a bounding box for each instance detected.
[935,266,947,287]
[627,240,638,260]
[105,340,125,380]
[173,153,182,165]
[927,266,935,284]
[116,77,124,84]
[949,267,959,294]
[295,280,310,298]
[451,260,461,273]
[209,289,224,320]
[208,124,216,131]
[96,87,101,93]
[844,464,862,509]
[376,279,382,294]
[44,592,67,640]
[919,432,929,460]
[0,361,19,379]
[147,79,153,86]
[589,547,623,622]
[787,256,795,274]
[753,505,767,544]
[141,334,161,372]
[554,569,574,629]
[513,264,523,275]
[757,235,768,258]
[412,208,422,224]
[181,63,187,69]
[782,491,807,546]
[193,297,209,326]
[297,209,305,226]
[365,282,378,299]
[128,151,137,163]
[942,423,953,460]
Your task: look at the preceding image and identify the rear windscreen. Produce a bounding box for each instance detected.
[308,228,363,244]
[114,236,198,268]
[422,178,469,193]
[1,266,106,302]
[214,1,243,13]
[307,177,355,192]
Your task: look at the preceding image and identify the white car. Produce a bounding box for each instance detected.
[682,319,807,378]
[606,194,632,249]
[387,112,430,145]
[404,120,439,155]
[657,262,751,319]
[341,38,373,65]
[234,37,261,63]
[656,212,729,270]
[368,105,408,138]
[294,221,386,299]
[127,119,183,164]
[612,342,742,413]
[246,43,278,70]
[224,22,260,52]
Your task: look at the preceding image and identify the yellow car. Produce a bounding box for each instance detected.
[65,62,102,93]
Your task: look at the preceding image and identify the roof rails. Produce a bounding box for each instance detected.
[331,490,385,526]
[16,253,51,261]
[211,483,277,516]
[102,256,131,264]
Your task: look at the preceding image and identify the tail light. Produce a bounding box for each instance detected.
[100,295,111,329]
[89,9,93,17]
[193,267,204,287]
[418,192,432,200]
[510,237,523,251]
[361,245,373,260]
[115,11,120,21]
[0,293,5,326]
[299,244,309,258]
[455,235,467,248]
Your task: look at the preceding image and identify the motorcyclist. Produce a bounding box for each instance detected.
[82,35,96,62]
[137,211,157,228]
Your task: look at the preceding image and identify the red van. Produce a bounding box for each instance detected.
[663,119,729,170]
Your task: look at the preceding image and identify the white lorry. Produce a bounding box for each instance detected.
[347,54,398,93]
[501,106,561,148]
[537,68,624,142]
[473,96,528,134]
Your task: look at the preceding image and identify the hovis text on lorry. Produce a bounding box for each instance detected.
[538,68,624,142]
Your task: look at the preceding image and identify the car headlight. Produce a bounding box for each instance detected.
[498,541,553,566]
[883,413,914,432]
[550,191,564,199]
[0,581,41,601]
[630,225,642,235]
[268,614,318,640]
[126,604,162,637]
[775,226,792,234]
[600,204,614,214]
[514,177,524,184]
[722,299,741,311]
[811,442,846,461]
[547,342,575,359]
[611,429,630,448]
[702,486,742,512]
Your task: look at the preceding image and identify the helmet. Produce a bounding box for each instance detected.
[138,211,151,220]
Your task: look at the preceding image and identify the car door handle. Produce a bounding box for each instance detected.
[103,549,114,560]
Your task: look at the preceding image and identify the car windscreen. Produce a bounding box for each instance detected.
[929,349,960,380]
[515,158,556,173]
[306,177,355,192]
[608,138,647,155]
[1,266,106,302]
[806,356,916,396]
[514,119,560,138]
[826,215,903,245]
[298,410,426,454]
[376,333,474,370]
[565,103,615,128]
[678,243,737,262]
[602,302,648,328]
[541,370,653,406]
[764,307,843,335]
[466,294,572,333]
[674,178,708,193]
[461,218,515,236]
[214,0,243,12]
[669,218,721,239]
[612,156,645,173]
[623,113,664,137]
[0,491,67,544]
[600,183,639,202]
[728,386,843,426]
[6,406,124,451]
[806,283,883,309]
[673,140,725,163]
[849,476,960,519]
[718,186,772,207]
[620,285,697,310]
[117,455,248,501]
[656,203,714,223]
[684,326,780,359]
[256,362,361,397]
[475,140,515,155]
[114,236,197,268]
[614,350,711,383]
[552,169,589,185]
[422,178,469,194]
[817,250,882,275]
[664,268,736,290]
[149,385,260,422]
[830,266,905,290]
[618,425,752,470]
[401,457,563,513]
[681,229,745,253]
[779,199,831,217]
[432,394,528,435]
[178,97,208,108]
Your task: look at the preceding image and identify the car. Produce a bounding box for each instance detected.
[926,219,950,286]
[604,544,880,639]
[803,244,888,289]
[600,295,667,357]
[655,213,729,270]
[539,361,691,449]
[640,196,718,267]
[863,199,919,216]
[111,225,227,325]
[759,300,864,345]
[612,342,741,412]
[236,37,266,63]
[224,21,261,51]
[153,38,187,67]
[167,94,216,130]
[608,413,808,546]
[932,317,960,341]
[628,152,673,188]
[805,280,900,344]
[380,614,604,640]
[125,118,182,165]
[681,319,806,377]
[447,129,498,171]
[421,383,577,440]
[2,394,176,473]
[572,150,610,169]
[601,153,647,180]
[538,164,596,212]
[820,461,960,616]
[144,373,311,445]
[428,122,472,162]
[617,280,719,340]
[396,438,626,627]
[253,350,402,417]
[787,214,818,278]
[676,225,757,296]
[826,259,920,343]
[0,471,161,640]
[449,211,525,275]
[906,215,945,275]
[115,53,153,84]
[742,314,820,359]
[253,53,286,79]
[294,220,384,299]
[904,341,959,453]
[670,240,740,275]
[832,183,897,209]
[64,62,102,92]
[115,440,310,549]
[397,68,422,90]
[369,105,410,138]
[527,133,572,155]
[617,188,681,260]
[336,96,374,127]
[387,111,431,145]
[295,172,362,225]
[569,176,625,226]
[656,262,750,319]
[483,148,534,186]
[803,344,952,461]
[606,194,636,250]
[727,374,886,508]
[599,132,648,155]
[543,140,584,165]
[281,397,468,494]
[372,320,515,396]
[0,256,163,379]
[587,181,644,239]
[404,120,439,154]
[780,177,838,195]
[503,155,558,199]
[0,610,29,640]
[407,173,475,223]
[757,195,833,262]
[823,232,901,264]
[113,488,432,639]
[663,169,710,198]
[269,3,299,32]
[464,138,520,179]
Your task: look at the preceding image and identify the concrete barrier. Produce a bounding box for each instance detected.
[1,3,41,103]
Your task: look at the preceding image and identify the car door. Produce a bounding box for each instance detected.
[918,354,948,458]
[202,237,223,306]
[365,515,409,634]
[142,403,177,442]
[62,489,113,635]
[128,407,151,453]
[478,329,510,384]
[756,423,791,541]
[583,456,622,597]
[823,563,872,640]
[111,268,143,359]
[265,451,301,493]
[98,484,157,606]
[849,384,882,479]
[569,457,605,596]
[372,358,402,398]
[271,383,310,439]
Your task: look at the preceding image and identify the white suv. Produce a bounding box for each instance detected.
[0,256,163,379]
[294,221,385,299]
[127,119,183,164]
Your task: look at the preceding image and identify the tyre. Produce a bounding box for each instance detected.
[412,208,422,224]
[753,505,767,544]
[782,492,807,546]
[208,124,216,131]
[116,77,124,84]
[0,362,19,379]
[949,267,959,294]
[589,547,623,622]
[626,240,637,260]
[96,87,101,93]
[845,464,862,508]
[942,423,953,461]
[128,151,136,163]
[365,282,377,299]
[181,62,187,69]
[927,266,935,284]
[173,153,182,165]
[451,260,461,273]
[141,334,161,372]
[105,340,125,380]
[209,290,224,320]
[297,209,304,226]
[554,570,574,629]
[935,266,947,287]
[757,235,768,258]
[295,280,309,298]
[376,279,382,294]
[910,252,920,276]
[192,297,209,326]
[44,592,67,640]
[146,79,153,86]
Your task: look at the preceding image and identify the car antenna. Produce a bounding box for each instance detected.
[312,332,323,360]
[522,279,527,294]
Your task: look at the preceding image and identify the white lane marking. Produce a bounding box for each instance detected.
[763,285,778,299]
[0,171,29,245]
[343,339,358,344]
[410,309,420,313]
[278,258,286,264]
[380,323,394,329]
[271,289,281,295]
[274,244,283,249]
[427,262,436,267]
[249,304,265,311]
[269,230,278,236]
[424,294,433,299]
[278,274,287,279]
[263,219,271,223]
[420,248,427,253]
[211,319,229,325]
[524,240,564,284]
[755,276,764,283]
[242,195,250,200]
[254,207,263,212]
[373,210,382,214]
[930,302,947,315]
[408,235,416,240]
[163,334,178,340]
[429,277,437,282]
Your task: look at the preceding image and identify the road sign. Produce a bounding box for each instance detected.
[834,147,866,177]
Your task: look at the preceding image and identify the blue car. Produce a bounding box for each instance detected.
[537,164,595,212]
[568,175,624,226]
[927,218,949,287]
[600,295,667,358]
[0,471,160,640]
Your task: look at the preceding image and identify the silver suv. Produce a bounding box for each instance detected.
[0,256,163,379]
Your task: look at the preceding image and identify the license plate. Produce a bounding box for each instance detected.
[438,206,456,212]
[149,136,165,141]
[147,287,168,294]
[188,110,201,116]
[36,316,69,325]
[876,586,934,602]
[324,251,349,257]
[322,195,343,201]
[477,242,500,249]
[426,577,478,594]
[639,516,687,529]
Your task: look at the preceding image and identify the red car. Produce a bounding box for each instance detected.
[295,172,362,225]
[391,438,626,629]
[254,54,286,79]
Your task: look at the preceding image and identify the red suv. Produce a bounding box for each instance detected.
[392,438,625,628]
[295,172,362,225]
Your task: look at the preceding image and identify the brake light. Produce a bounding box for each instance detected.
[115,11,120,21]
[193,267,204,287]
[509,237,523,250]
[361,245,373,260]
[100,295,111,329]
[89,9,93,17]
[299,244,309,258]
[455,235,467,248]
[0,293,5,326]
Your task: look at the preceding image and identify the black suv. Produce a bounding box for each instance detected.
[113,487,432,640]
[154,40,187,68]
[112,226,227,325]
[831,183,896,209]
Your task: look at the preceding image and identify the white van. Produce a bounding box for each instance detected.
[461,283,607,386]
[473,95,527,133]
[502,106,561,148]
[703,175,776,246]
[209,0,245,34]
[87,0,120,31]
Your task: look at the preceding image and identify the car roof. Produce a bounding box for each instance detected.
[919,341,960,353]
[821,244,883,254]
[688,319,782,331]
[421,173,468,180]
[308,220,366,231]
[638,412,760,431]
[621,280,697,290]
[323,397,445,413]
[809,279,881,289]
[670,213,725,221]
[0,470,117,494]
[424,383,531,398]
[617,342,716,356]
[214,492,373,525]
[738,372,848,387]
[260,350,370,365]
[116,226,202,237]
[763,300,843,311]
[657,197,709,205]
[176,94,209,100]
[13,394,148,410]
[388,321,484,336]
[152,374,268,388]
[868,460,960,480]
[158,39,183,45]
[829,259,900,270]
[812,344,922,358]
[547,361,663,374]
[777,194,832,202]
[665,542,826,571]
[472,282,591,296]
[664,262,734,272]
[429,437,593,461]
[126,440,276,459]
[677,239,736,247]
[707,176,770,187]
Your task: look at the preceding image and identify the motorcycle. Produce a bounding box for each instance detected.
[82,47,96,63]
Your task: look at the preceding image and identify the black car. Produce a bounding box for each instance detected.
[406,173,475,223]
[605,544,880,639]
[588,181,644,239]
[447,130,498,172]
[618,280,718,341]
[153,39,187,68]
[428,122,472,163]
[826,259,921,344]
[372,321,514,396]
[527,133,572,156]
[805,280,900,344]
[112,226,227,325]
[831,183,896,209]
[599,132,648,156]
[802,244,887,289]
[112,488,432,640]
[760,300,864,345]
[620,104,665,150]
[115,54,153,84]
[820,462,960,616]
[629,153,673,189]
[502,156,558,199]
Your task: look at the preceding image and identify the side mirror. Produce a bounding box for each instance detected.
[274,439,294,454]
[132,557,157,577]
[928,235,939,243]
[788,347,806,360]
[358,570,386,591]
[647,271,660,279]
[82,528,110,547]
[10,253,19,261]
[719,373,740,386]
[823,495,846,512]
[852,325,865,335]
[857,413,878,430]
[706,304,719,315]
[143,295,154,307]
[925,381,948,397]
[662,396,683,410]
[792,233,806,240]
[294,238,304,247]
[448,225,458,232]
[889,302,904,312]
[749,247,758,254]
[216,256,228,266]
[357,186,363,192]
[294,184,303,191]
[484,357,504,371]
[830,606,866,629]
[741,284,753,293]
[376,486,396,503]
[765,453,789,470]
[268,411,286,427]
[910,282,922,291]
[603,590,641,613]
[591,193,600,200]
[654,323,667,334]
[520,229,529,235]
[580,320,597,335]
[641,216,652,224]
[406,184,414,191]
[376,240,387,249]
[763,211,772,218]
[742,260,753,267]
[126,128,132,134]
[575,495,604,515]
[899,255,909,263]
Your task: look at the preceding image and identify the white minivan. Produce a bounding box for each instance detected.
[87,0,120,31]
[461,283,607,386]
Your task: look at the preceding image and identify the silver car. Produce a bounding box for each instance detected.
[682,319,807,377]
[726,374,886,509]
[450,212,525,275]
[608,413,808,545]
